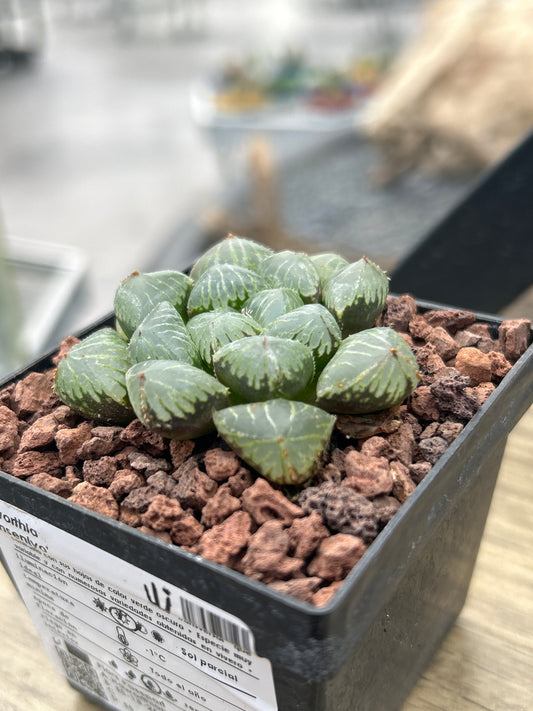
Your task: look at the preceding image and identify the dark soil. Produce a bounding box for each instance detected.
[0,296,530,606]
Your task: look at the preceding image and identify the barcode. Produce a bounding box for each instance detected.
[56,642,107,700]
[179,597,253,654]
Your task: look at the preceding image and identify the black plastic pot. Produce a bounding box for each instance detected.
[1,303,532,711]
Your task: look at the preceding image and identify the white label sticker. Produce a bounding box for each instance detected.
[0,501,278,711]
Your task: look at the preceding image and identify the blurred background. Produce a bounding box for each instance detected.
[1,0,533,376]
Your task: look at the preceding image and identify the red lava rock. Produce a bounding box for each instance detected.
[372,495,401,525]
[196,511,252,567]
[430,371,480,421]
[77,426,124,459]
[360,436,395,460]
[408,314,433,341]
[268,577,323,604]
[128,451,171,475]
[383,294,417,332]
[201,485,241,527]
[52,335,80,364]
[386,422,416,466]
[427,326,460,361]
[413,343,447,383]
[487,351,512,381]
[471,382,495,406]
[171,455,200,481]
[343,450,393,497]
[307,534,367,581]
[241,520,304,583]
[287,511,330,559]
[499,319,531,362]
[455,329,482,349]
[175,467,217,510]
[12,450,62,478]
[170,514,204,547]
[437,421,463,443]
[169,440,195,468]
[424,309,476,333]
[409,385,440,421]
[145,471,179,497]
[409,461,432,484]
[298,482,378,542]
[141,494,184,531]
[108,470,145,499]
[417,437,449,466]
[226,467,254,497]
[114,445,138,469]
[241,478,303,526]
[27,472,76,497]
[335,409,402,439]
[312,581,343,607]
[315,462,342,485]
[137,526,172,544]
[204,447,240,482]
[55,420,93,465]
[120,419,167,456]
[119,508,142,527]
[0,405,19,453]
[390,460,416,502]
[455,347,492,386]
[11,371,55,417]
[121,485,160,513]
[82,456,118,486]
[69,481,119,519]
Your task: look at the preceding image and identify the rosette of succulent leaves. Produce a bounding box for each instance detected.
[55,236,420,486]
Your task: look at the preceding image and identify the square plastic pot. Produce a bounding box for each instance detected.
[1,304,532,711]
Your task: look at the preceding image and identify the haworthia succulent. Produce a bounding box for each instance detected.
[127,301,201,366]
[242,288,304,328]
[125,360,230,439]
[266,303,342,372]
[187,309,262,371]
[316,327,420,414]
[54,328,133,423]
[187,264,268,317]
[261,250,321,303]
[309,252,349,286]
[321,257,389,336]
[213,399,336,485]
[114,270,192,339]
[189,234,273,281]
[212,335,314,402]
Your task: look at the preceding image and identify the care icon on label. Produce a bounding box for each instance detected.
[109,606,147,634]
[119,647,138,666]
[116,626,129,646]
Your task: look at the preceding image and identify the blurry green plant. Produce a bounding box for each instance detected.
[54,235,420,485]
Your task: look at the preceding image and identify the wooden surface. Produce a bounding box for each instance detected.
[1,407,532,711]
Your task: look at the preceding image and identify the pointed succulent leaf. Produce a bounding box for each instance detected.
[187,264,268,317]
[189,234,273,281]
[213,399,336,485]
[242,288,304,328]
[127,301,201,366]
[261,250,321,303]
[187,309,262,371]
[54,328,134,424]
[321,257,389,336]
[114,270,192,339]
[125,360,230,439]
[309,252,349,286]
[266,303,342,372]
[213,336,314,402]
[316,327,420,414]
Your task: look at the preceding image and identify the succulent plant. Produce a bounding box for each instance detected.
[54,328,133,424]
[54,235,420,485]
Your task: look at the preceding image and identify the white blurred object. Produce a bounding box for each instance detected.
[1,237,86,375]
